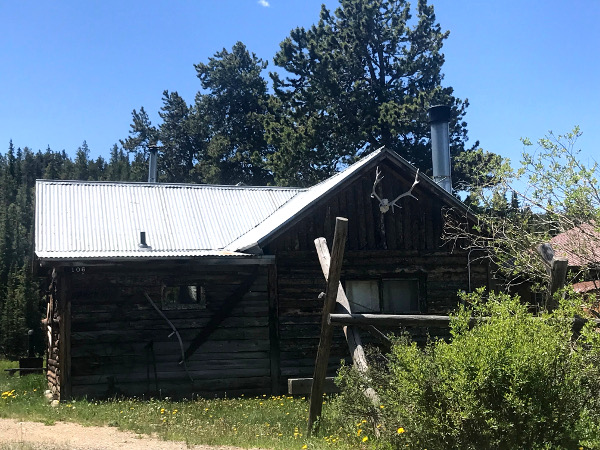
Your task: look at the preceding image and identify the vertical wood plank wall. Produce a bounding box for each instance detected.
[264,165,489,390]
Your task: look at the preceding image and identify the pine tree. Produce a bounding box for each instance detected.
[73,141,91,180]
[107,144,131,181]
[194,42,272,185]
[267,0,473,186]
[1,266,28,356]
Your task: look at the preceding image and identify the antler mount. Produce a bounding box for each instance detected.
[370,166,420,213]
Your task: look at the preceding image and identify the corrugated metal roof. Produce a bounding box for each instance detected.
[35,181,303,260]
[36,148,469,260]
[35,250,251,259]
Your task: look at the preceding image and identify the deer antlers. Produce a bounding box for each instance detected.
[371,166,419,213]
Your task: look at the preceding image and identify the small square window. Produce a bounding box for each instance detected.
[346,280,380,313]
[162,284,207,310]
[382,279,419,313]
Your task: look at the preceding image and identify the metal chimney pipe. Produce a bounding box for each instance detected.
[148,144,158,183]
[139,231,151,250]
[427,105,452,193]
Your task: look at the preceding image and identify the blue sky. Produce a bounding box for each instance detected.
[1,0,598,170]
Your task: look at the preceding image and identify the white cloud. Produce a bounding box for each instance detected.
[258,0,270,7]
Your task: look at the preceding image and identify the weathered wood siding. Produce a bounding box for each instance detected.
[51,263,272,399]
[263,163,489,387]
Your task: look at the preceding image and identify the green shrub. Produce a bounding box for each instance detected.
[333,289,600,449]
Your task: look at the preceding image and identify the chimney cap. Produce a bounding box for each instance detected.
[427,105,451,124]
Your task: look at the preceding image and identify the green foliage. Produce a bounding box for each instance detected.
[0,266,40,357]
[156,90,202,183]
[195,42,273,185]
[333,289,600,449]
[519,127,600,225]
[121,0,495,188]
[268,0,478,186]
[0,138,134,357]
[445,127,600,289]
[121,42,273,185]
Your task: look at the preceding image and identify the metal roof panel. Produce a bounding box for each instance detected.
[35,181,302,260]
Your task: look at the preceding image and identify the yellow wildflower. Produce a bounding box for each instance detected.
[397,427,405,434]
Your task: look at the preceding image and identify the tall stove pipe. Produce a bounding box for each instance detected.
[427,105,452,193]
[148,144,158,183]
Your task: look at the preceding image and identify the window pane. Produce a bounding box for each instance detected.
[162,284,206,310]
[163,286,180,307]
[346,280,380,313]
[382,279,419,313]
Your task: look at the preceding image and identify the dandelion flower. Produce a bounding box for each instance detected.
[397,427,405,434]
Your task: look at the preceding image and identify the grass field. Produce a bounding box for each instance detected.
[0,361,370,449]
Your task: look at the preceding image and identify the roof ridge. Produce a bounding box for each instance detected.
[36,179,307,191]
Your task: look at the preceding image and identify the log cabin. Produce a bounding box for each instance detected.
[35,147,489,401]
[35,111,490,401]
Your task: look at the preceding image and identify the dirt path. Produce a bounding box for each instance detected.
[0,418,264,450]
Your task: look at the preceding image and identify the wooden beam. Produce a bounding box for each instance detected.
[308,217,348,435]
[548,258,568,309]
[288,377,339,395]
[58,270,72,402]
[329,313,600,329]
[268,264,281,395]
[314,239,369,374]
[330,313,469,328]
[536,243,569,311]
[39,256,276,268]
[313,228,381,437]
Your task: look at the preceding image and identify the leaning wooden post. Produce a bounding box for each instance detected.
[536,243,568,311]
[308,217,348,435]
[314,239,370,375]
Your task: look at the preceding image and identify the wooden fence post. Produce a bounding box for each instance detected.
[308,217,348,435]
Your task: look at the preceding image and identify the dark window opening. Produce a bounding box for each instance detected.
[161,284,207,310]
[345,277,424,314]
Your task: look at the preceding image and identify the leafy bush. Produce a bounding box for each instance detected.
[333,289,600,449]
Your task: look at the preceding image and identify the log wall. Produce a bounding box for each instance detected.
[49,262,272,399]
[45,272,61,399]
